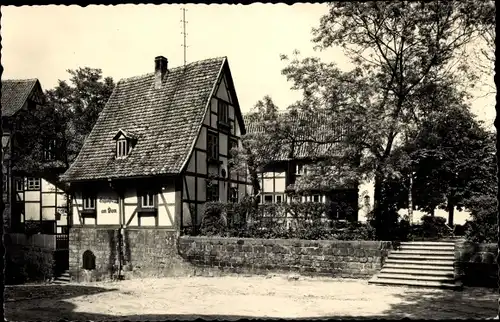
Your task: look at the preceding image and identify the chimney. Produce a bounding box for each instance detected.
[154,56,168,89]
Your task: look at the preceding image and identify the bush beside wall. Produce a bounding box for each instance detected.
[5,245,55,285]
[178,236,393,278]
[455,241,498,287]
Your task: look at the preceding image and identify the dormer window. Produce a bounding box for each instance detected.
[113,129,137,159]
[116,139,128,158]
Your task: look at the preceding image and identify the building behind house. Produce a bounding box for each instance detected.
[244,110,362,222]
[2,79,69,235]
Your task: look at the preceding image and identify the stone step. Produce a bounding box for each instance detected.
[377,272,455,282]
[398,245,455,252]
[384,258,455,266]
[383,262,454,270]
[400,241,456,247]
[380,268,454,277]
[369,276,462,290]
[388,253,455,261]
[394,249,455,255]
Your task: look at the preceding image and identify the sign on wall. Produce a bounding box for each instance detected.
[99,196,119,214]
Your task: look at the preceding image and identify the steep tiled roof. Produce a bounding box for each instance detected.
[244,109,347,161]
[1,79,39,117]
[61,57,227,182]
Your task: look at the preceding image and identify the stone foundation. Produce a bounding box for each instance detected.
[69,227,194,282]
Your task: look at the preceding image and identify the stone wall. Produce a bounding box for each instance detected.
[69,227,194,282]
[455,241,498,287]
[178,237,393,278]
[69,228,394,281]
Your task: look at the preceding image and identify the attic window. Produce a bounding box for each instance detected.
[113,129,137,159]
[218,100,229,124]
[116,139,128,158]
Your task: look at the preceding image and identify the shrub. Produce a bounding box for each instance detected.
[193,200,379,241]
[199,202,228,236]
[464,194,497,243]
[246,203,289,239]
[5,246,55,284]
[331,222,376,241]
[421,215,449,239]
[24,221,42,236]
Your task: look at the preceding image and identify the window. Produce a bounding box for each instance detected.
[83,195,96,210]
[15,178,23,191]
[207,132,218,160]
[296,164,304,175]
[26,177,40,191]
[139,191,156,208]
[218,100,229,124]
[44,139,57,161]
[116,139,128,158]
[229,186,238,203]
[313,194,320,203]
[207,182,219,201]
[264,195,273,204]
[276,195,283,203]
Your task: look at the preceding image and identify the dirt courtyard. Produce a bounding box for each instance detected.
[5,275,498,321]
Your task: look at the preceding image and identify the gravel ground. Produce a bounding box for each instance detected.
[5,275,498,321]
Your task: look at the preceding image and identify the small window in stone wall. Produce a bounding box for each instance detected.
[82,250,96,270]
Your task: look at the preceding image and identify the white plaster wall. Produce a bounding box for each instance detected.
[96,190,120,225]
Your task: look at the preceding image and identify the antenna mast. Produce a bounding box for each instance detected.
[181,7,188,67]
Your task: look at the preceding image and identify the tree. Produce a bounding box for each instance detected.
[394,99,494,226]
[281,1,483,239]
[45,67,115,165]
[229,96,284,206]
[9,102,67,181]
[469,0,495,96]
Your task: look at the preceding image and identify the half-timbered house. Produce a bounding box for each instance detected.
[2,79,69,234]
[60,56,248,232]
[244,110,364,222]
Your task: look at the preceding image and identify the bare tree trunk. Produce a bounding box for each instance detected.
[373,171,384,240]
[447,196,454,227]
[408,174,413,224]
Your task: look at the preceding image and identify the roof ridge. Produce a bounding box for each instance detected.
[117,56,226,84]
[2,78,39,83]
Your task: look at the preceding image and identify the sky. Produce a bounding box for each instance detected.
[1,4,495,130]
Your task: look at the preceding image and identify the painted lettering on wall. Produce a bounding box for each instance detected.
[99,197,118,204]
[101,207,118,214]
[98,196,119,214]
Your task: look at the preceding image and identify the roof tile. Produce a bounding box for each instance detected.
[61,57,226,182]
[1,79,39,117]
